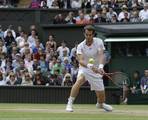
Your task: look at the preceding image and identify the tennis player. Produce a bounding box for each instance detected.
[66,25,113,112]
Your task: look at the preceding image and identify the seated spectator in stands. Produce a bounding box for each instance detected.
[50,0,59,9]
[0,71,6,85]
[92,0,101,10]
[95,9,106,23]
[108,0,118,9]
[6,72,20,85]
[49,69,63,85]
[29,0,40,8]
[62,73,72,86]
[65,12,76,24]
[130,4,140,22]
[20,42,33,57]
[4,25,16,39]
[15,31,26,49]
[81,0,91,9]
[27,30,37,48]
[71,0,81,9]
[53,14,66,24]
[24,54,34,74]
[140,69,148,94]
[4,30,16,49]
[21,72,33,86]
[75,12,89,24]
[118,5,130,22]
[0,53,6,73]
[46,0,54,8]
[12,53,21,70]
[15,59,26,76]
[32,38,44,54]
[62,57,72,74]
[40,0,48,8]
[120,12,130,22]
[39,54,48,73]
[33,68,46,85]
[110,13,118,23]
[57,41,70,57]
[106,7,117,22]
[139,3,148,22]
[0,0,9,8]
[130,70,141,94]
[0,25,4,40]
[101,0,109,8]
[32,58,39,71]
[46,34,57,51]
[50,58,64,76]
[58,48,70,63]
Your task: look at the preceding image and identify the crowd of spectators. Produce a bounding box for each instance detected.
[0,24,80,86]
[53,3,148,24]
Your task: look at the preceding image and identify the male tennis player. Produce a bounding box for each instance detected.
[66,25,113,112]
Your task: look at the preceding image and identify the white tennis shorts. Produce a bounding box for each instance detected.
[77,67,104,91]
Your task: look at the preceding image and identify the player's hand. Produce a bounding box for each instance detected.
[97,68,105,75]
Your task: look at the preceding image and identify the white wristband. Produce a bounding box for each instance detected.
[87,63,93,69]
[99,64,104,69]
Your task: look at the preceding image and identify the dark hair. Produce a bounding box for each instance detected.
[84,25,95,33]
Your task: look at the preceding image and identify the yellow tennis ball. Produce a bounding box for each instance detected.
[88,58,95,64]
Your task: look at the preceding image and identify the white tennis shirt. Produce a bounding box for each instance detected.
[77,37,105,68]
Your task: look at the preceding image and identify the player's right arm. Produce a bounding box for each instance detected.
[76,54,87,68]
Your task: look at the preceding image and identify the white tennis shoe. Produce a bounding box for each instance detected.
[66,104,73,112]
[96,103,113,112]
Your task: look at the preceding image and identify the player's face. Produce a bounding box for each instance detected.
[84,30,94,42]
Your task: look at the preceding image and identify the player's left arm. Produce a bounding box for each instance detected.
[97,48,105,75]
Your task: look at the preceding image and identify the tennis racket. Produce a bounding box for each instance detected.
[104,72,129,88]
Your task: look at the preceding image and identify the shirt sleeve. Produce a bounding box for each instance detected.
[76,44,82,55]
[96,38,105,51]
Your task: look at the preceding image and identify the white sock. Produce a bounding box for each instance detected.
[68,96,75,105]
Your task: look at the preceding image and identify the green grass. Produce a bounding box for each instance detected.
[0,104,147,120]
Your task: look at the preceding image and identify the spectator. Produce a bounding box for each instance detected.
[33,68,46,85]
[62,73,72,86]
[71,0,81,9]
[6,72,20,85]
[4,25,16,39]
[57,41,70,57]
[130,70,141,94]
[139,3,148,22]
[106,7,117,22]
[92,0,102,10]
[15,31,26,49]
[49,69,63,85]
[140,69,148,94]
[16,25,23,37]
[65,12,76,24]
[50,0,59,9]
[53,14,66,24]
[27,30,37,48]
[50,58,64,76]
[29,0,40,8]
[62,57,72,74]
[130,4,140,22]
[46,34,57,51]
[118,5,130,22]
[40,0,48,8]
[21,72,33,86]
[81,0,91,9]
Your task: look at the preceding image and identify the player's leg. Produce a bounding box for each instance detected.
[66,74,85,112]
[95,91,113,111]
